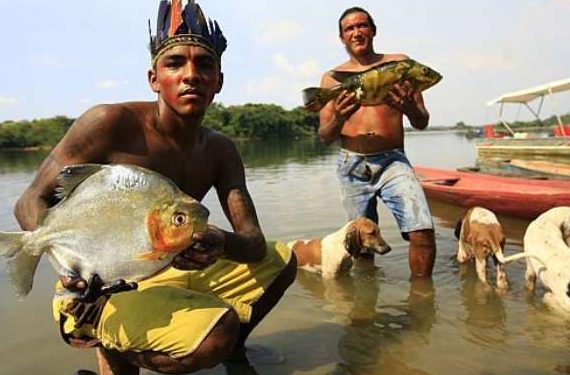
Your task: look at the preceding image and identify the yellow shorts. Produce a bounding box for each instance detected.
[53,242,292,359]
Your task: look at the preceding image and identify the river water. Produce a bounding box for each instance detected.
[1,132,569,375]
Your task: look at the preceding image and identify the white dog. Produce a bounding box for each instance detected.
[503,207,570,313]
[286,217,391,278]
[454,207,508,288]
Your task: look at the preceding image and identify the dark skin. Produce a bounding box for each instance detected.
[14,44,296,374]
[318,10,436,277]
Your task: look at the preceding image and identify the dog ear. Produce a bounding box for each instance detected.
[344,227,362,257]
[454,212,466,239]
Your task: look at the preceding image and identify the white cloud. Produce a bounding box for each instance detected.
[35,54,74,69]
[246,76,282,96]
[452,51,516,72]
[96,79,128,90]
[272,54,320,79]
[258,21,302,44]
[0,96,18,106]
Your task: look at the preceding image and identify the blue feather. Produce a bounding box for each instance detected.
[156,0,169,42]
[184,2,202,35]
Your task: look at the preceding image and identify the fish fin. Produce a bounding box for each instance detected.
[0,231,25,258]
[329,70,358,83]
[55,164,104,200]
[0,231,40,299]
[137,251,166,261]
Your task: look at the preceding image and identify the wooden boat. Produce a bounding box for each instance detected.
[414,166,570,219]
[475,137,570,164]
[462,158,570,180]
[508,159,570,178]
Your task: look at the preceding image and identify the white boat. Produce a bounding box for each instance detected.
[475,78,570,164]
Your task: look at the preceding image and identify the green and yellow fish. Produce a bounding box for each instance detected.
[302,59,442,112]
[0,164,209,299]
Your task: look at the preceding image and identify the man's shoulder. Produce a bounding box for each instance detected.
[82,101,154,124]
[201,127,236,148]
[381,53,410,63]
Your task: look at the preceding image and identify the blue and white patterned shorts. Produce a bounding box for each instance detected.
[336,148,434,237]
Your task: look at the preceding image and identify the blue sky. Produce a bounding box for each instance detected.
[0,0,569,127]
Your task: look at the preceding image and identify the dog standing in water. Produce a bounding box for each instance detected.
[287,217,391,278]
[510,206,570,313]
[454,207,508,288]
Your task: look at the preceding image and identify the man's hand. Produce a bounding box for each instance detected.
[172,224,226,270]
[386,81,416,114]
[61,274,137,328]
[334,90,360,123]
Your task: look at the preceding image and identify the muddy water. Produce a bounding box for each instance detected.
[1,133,569,375]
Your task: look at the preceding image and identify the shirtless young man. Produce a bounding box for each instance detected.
[318,7,436,278]
[13,1,296,374]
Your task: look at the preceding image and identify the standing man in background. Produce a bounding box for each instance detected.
[317,7,436,278]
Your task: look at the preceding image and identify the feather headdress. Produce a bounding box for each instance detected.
[149,0,227,66]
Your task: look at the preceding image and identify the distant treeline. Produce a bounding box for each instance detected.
[0,103,319,149]
[452,113,570,134]
[2,105,568,149]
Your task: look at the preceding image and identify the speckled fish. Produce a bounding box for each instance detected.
[0,164,209,299]
[302,59,442,112]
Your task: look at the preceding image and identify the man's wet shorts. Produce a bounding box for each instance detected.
[53,242,292,359]
[336,148,434,236]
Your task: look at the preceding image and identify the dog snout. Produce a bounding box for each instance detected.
[369,243,392,255]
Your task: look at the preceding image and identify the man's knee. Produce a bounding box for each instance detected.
[165,309,241,372]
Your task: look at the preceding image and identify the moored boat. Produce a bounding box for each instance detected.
[414,166,570,220]
[477,77,570,163]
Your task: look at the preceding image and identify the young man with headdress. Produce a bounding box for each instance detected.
[317,7,436,278]
[14,1,296,373]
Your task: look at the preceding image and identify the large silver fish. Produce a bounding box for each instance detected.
[0,164,209,299]
[302,59,442,112]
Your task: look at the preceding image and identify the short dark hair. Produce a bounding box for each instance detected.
[338,7,377,35]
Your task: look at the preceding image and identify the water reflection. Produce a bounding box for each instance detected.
[296,263,436,375]
[0,150,49,173]
[458,265,508,349]
[237,138,335,169]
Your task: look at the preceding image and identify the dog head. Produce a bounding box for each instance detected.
[344,217,391,258]
[456,207,506,261]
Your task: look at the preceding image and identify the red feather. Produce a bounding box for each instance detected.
[168,0,183,37]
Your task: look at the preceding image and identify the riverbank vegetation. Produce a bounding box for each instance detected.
[0,103,319,149]
[1,103,568,150]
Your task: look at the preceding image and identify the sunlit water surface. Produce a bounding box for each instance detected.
[1,132,569,375]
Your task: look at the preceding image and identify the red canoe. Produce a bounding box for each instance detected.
[414,166,570,219]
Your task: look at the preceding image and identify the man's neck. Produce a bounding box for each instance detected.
[350,51,384,67]
[154,102,203,149]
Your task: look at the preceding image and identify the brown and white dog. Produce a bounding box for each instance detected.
[502,207,570,313]
[454,206,508,288]
[287,217,391,278]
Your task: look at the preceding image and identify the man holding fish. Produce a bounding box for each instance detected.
[12,1,296,374]
[314,7,440,278]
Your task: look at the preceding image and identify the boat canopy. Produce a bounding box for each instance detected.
[487,78,570,105]
[486,77,570,137]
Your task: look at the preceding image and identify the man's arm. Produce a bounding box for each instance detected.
[14,104,119,231]
[317,74,360,145]
[215,139,266,263]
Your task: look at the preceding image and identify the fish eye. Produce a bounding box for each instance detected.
[172,213,188,226]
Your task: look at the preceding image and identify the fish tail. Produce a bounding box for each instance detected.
[302,87,331,112]
[0,231,41,298]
